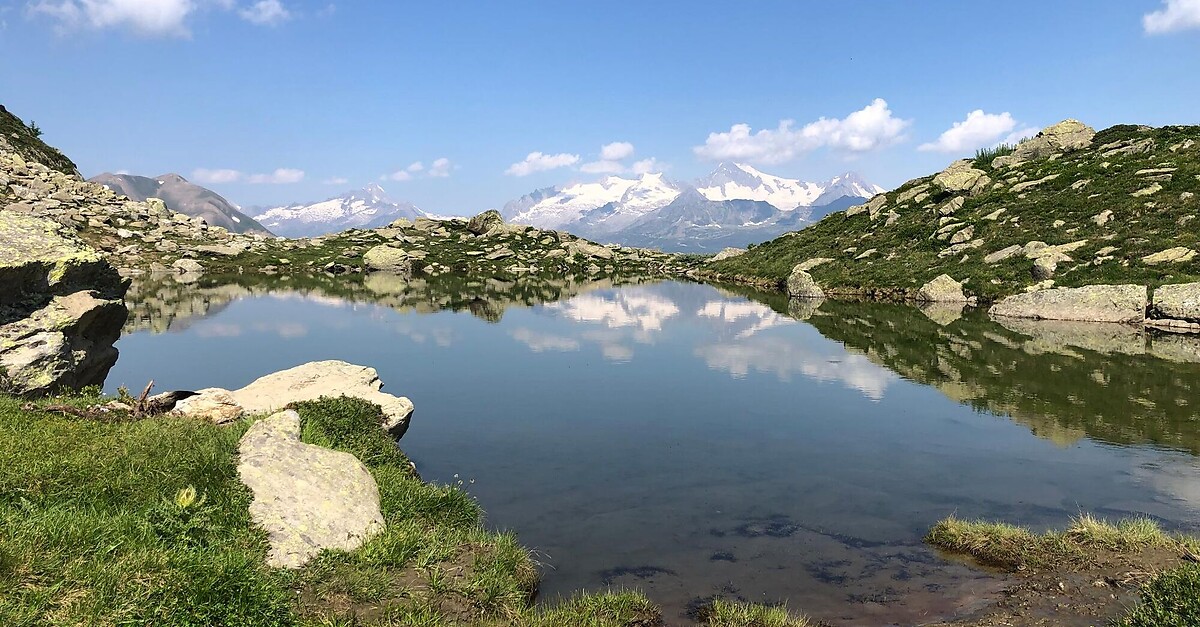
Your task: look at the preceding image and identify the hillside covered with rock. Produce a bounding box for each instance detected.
[707,120,1200,304]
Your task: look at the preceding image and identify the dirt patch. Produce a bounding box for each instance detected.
[928,546,1189,626]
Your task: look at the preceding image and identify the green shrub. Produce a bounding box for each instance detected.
[1119,564,1200,627]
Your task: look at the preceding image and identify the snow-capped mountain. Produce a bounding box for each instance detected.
[90,172,271,235]
[251,184,425,238]
[507,173,683,234]
[503,164,885,252]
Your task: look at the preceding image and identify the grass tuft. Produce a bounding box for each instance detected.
[1117,564,1200,627]
[697,599,811,627]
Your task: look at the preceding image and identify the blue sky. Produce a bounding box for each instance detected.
[2,0,1199,214]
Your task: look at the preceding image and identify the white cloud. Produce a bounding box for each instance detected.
[599,141,634,161]
[694,98,911,164]
[406,161,424,173]
[630,157,660,175]
[30,0,195,36]
[510,328,580,353]
[918,110,1020,153]
[191,167,243,184]
[383,170,412,182]
[1000,126,1041,146]
[1144,0,1200,33]
[239,0,288,25]
[247,168,304,184]
[504,151,580,176]
[322,176,348,185]
[579,159,626,174]
[427,157,452,177]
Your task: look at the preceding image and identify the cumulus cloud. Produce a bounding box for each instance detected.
[427,157,452,177]
[580,141,663,175]
[384,159,451,181]
[630,157,660,175]
[29,0,293,36]
[694,98,911,164]
[191,168,243,184]
[30,0,195,36]
[239,0,288,25]
[504,151,580,176]
[918,110,1022,153]
[1000,126,1041,146]
[1144,0,1200,33]
[599,141,635,161]
[247,167,304,184]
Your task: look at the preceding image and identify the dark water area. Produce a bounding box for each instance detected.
[108,274,1200,625]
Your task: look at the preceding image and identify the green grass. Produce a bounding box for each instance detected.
[1117,564,1200,627]
[696,600,810,627]
[0,392,677,626]
[926,514,1179,572]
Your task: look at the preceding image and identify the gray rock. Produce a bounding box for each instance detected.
[171,259,204,274]
[1032,256,1058,280]
[786,265,824,299]
[1152,283,1200,323]
[467,209,504,235]
[708,247,746,262]
[916,274,968,302]
[1142,247,1196,265]
[229,360,414,439]
[984,245,1023,264]
[362,245,412,275]
[172,388,243,425]
[1011,119,1096,160]
[932,160,991,195]
[238,410,385,569]
[990,284,1147,324]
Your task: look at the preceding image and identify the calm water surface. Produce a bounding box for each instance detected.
[108,275,1200,625]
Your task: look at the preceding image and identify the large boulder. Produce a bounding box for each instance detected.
[237,410,385,568]
[362,244,412,275]
[932,160,991,196]
[1152,283,1200,323]
[467,209,504,235]
[229,360,414,438]
[990,284,1147,324]
[786,265,824,299]
[708,247,746,263]
[1011,119,1096,160]
[0,212,128,395]
[916,274,968,302]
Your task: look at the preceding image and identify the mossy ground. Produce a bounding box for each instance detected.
[0,391,807,626]
[708,124,1200,301]
[927,515,1200,626]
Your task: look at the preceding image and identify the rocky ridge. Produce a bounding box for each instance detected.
[707,120,1200,312]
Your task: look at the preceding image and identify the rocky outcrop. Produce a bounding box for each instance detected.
[0,105,78,176]
[1011,119,1096,161]
[171,360,415,438]
[916,274,968,302]
[0,211,128,395]
[708,247,746,262]
[237,409,384,569]
[932,160,991,196]
[786,266,824,299]
[989,284,1147,324]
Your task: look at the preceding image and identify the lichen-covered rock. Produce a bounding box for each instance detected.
[230,360,414,439]
[467,209,504,235]
[237,410,384,569]
[172,387,243,425]
[1142,247,1196,265]
[1152,283,1200,323]
[990,284,1147,324]
[932,160,991,195]
[362,244,412,275]
[565,240,614,260]
[786,266,824,299]
[1012,119,1096,160]
[916,274,968,302]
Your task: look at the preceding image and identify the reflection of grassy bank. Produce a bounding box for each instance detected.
[927,516,1200,626]
[0,392,808,626]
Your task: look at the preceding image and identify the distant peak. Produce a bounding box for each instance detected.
[157,173,188,184]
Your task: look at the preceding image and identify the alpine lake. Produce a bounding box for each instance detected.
[106,271,1200,626]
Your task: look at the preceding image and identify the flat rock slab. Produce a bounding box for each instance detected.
[238,410,384,569]
[230,360,414,438]
[989,284,1147,324]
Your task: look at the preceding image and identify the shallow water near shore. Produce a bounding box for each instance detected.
[107,275,1200,625]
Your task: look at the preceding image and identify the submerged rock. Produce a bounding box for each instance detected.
[238,409,384,569]
[990,284,1147,324]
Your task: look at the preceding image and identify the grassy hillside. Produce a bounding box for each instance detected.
[0,105,78,176]
[707,122,1200,301]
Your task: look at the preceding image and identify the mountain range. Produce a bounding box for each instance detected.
[90,172,271,235]
[502,163,884,252]
[249,183,426,238]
